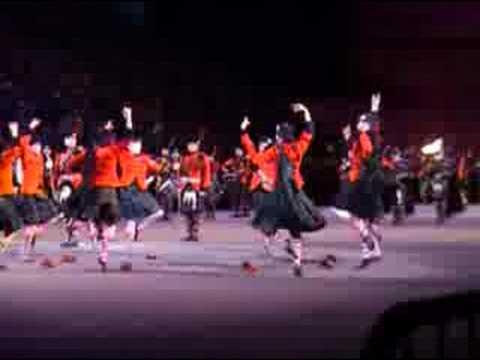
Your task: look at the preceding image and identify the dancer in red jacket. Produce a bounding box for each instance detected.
[179,137,211,242]
[240,103,326,277]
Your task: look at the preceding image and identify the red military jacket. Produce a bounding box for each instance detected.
[180,151,212,191]
[54,148,84,189]
[19,135,45,196]
[134,154,162,191]
[117,146,138,188]
[241,128,313,191]
[68,144,121,188]
[348,131,373,183]
[0,145,21,196]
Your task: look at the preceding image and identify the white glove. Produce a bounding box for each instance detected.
[371,92,381,113]
[342,124,351,140]
[241,116,251,131]
[8,121,19,138]
[122,106,133,129]
[29,117,42,130]
[291,103,312,122]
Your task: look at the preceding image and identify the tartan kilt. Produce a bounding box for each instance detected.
[15,195,58,225]
[80,187,120,225]
[252,187,326,235]
[346,169,384,221]
[118,186,147,220]
[118,186,161,220]
[136,191,161,216]
[252,152,326,235]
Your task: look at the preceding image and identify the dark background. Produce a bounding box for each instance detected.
[1,1,480,202]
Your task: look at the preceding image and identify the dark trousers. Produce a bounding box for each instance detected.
[185,212,200,238]
[158,191,175,218]
[229,180,250,215]
[205,189,217,219]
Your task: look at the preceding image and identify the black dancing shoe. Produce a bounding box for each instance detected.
[319,257,335,270]
[356,257,378,270]
[120,261,133,272]
[98,258,107,273]
[60,239,79,248]
[133,225,140,242]
[284,239,298,260]
[293,264,303,278]
[183,235,199,242]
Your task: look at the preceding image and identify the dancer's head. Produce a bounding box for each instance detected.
[171,149,180,160]
[275,122,295,144]
[63,133,77,149]
[161,147,169,157]
[127,132,143,155]
[356,113,371,133]
[186,136,200,153]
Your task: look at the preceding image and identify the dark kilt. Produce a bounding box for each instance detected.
[0,195,23,233]
[60,185,89,220]
[15,195,58,225]
[118,186,160,220]
[81,187,120,226]
[346,169,384,221]
[251,153,326,236]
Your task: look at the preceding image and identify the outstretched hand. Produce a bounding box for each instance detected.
[291,103,312,122]
[122,105,133,129]
[29,117,42,131]
[371,92,381,113]
[241,116,251,131]
[8,121,19,138]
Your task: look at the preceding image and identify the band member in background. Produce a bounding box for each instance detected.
[222,147,252,217]
[240,103,326,277]
[179,137,211,242]
[154,147,175,221]
[205,146,221,220]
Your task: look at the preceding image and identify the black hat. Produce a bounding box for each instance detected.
[124,129,143,142]
[184,134,201,146]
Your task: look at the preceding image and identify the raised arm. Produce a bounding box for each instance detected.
[291,103,314,156]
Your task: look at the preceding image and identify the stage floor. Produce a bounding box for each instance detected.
[1,206,479,358]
